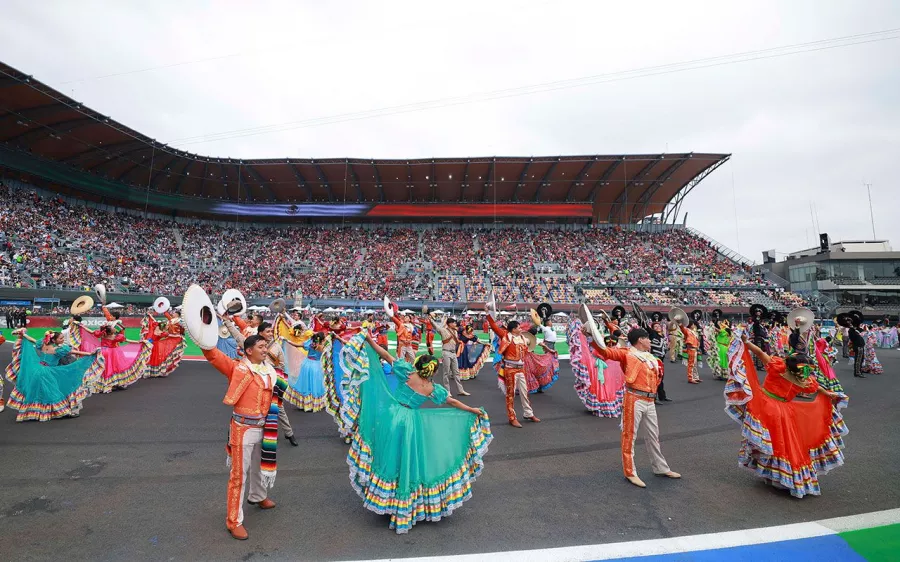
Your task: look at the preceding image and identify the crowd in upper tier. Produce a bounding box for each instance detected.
[1,181,803,309]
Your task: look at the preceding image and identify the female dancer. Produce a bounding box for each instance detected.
[216,319,241,359]
[341,331,492,534]
[457,324,489,380]
[813,335,844,395]
[5,329,104,421]
[725,332,848,498]
[72,312,149,393]
[860,326,884,375]
[289,332,328,412]
[711,320,731,381]
[142,311,186,378]
[566,316,625,418]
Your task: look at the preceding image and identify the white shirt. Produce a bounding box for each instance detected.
[541,325,558,343]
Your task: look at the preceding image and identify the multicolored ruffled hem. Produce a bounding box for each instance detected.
[458,345,489,381]
[567,319,623,418]
[527,351,560,393]
[579,387,624,418]
[347,412,493,534]
[710,358,729,380]
[143,340,185,378]
[861,362,883,375]
[727,336,848,498]
[737,430,846,499]
[322,338,345,431]
[93,344,151,393]
[6,341,105,422]
[286,391,327,412]
[536,370,559,392]
[495,369,560,395]
[8,385,88,422]
[814,372,845,398]
[335,334,368,437]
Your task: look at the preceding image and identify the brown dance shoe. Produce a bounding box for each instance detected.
[248,498,276,509]
[524,416,541,423]
[510,419,523,428]
[229,525,249,540]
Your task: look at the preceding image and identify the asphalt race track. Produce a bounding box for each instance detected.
[0,347,898,561]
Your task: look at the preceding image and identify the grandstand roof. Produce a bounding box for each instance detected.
[0,61,729,222]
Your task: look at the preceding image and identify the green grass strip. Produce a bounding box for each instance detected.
[839,523,900,562]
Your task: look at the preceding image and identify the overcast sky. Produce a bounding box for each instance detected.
[2,0,898,262]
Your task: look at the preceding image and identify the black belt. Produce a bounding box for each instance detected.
[626,388,657,399]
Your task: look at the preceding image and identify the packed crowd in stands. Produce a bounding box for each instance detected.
[1,181,809,311]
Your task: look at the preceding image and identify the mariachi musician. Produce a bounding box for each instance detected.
[748,304,770,368]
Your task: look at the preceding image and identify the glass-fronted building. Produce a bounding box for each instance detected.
[763,241,900,315]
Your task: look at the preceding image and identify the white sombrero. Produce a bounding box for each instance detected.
[217,288,247,316]
[153,296,171,315]
[578,303,606,349]
[183,284,219,350]
[94,283,107,306]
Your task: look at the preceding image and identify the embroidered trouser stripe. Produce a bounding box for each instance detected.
[226,421,265,530]
[686,349,698,380]
[503,368,533,422]
[621,393,671,477]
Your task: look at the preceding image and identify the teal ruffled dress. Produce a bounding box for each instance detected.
[340,334,493,534]
[4,339,104,422]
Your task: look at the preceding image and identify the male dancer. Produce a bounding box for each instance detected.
[749,306,769,368]
[678,319,701,383]
[590,327,680,488]
[224,317,298,446]
[486,308,540,427]
[843,316,866,378]
[391,310,417,363]
[238,312,263,339]
[432,315,470,397]
[202,335,282,540]
[423,314,436,356]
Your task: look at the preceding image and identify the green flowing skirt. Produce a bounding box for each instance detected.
[5,339,104,422]
[341,336,493,534]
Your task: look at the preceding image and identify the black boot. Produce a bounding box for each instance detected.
[286,434,298,446]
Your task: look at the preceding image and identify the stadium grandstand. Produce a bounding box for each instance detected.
[0,60,806,315]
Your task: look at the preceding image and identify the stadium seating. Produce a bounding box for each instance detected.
[0,180,809,310]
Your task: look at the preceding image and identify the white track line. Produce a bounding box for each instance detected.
[351,509,900,562]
